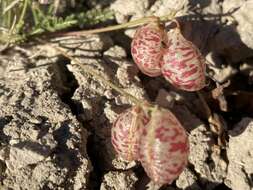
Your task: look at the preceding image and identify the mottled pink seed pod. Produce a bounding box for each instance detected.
[162,27,206,91]
[139,108,189,185]
[111,106,148,161]
[131,22,166,77]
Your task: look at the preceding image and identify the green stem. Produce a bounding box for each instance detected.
[55,16,159,37]
[16,0,29,32]
[1,9,178,44]
[6,0,12,28]
[54,11,177,37]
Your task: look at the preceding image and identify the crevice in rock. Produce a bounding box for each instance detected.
[51,56,95,188]
[213,183,232,190]
[133,165,150,190]
[53,56,79,115]
[140,75,167,101]
[52,121,82,189]
[0,116,13,145]
[85,101,114,189]
[187,162,231,190]
[147,0,157,9]
[187,162,204,185]
[0,160,7,184]
[52,56,104,189]
[242,167,253,188]
[109,31,132,55]
[86,133,104,190]
[220,148,229,167]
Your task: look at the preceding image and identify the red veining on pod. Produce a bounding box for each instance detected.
[131,22,167,77]
[111,106,147,161]
[139,108,189,185]
[162,26,206,91]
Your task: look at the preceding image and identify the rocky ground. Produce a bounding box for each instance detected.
[0,0,253,189]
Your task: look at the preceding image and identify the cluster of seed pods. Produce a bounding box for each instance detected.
[131,19,206,91]
[111,18,207,185]
[111,105,189,185]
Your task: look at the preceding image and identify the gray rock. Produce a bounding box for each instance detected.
[188,125,213,177]
[6,142,53,171]
[100,171,138,190]
[116,63,139,87]
[148,0,187,17]
[0,47,91,189]
[103,45,127,62]
[212,0,253,63]
[225,118,253,190]
[110,0,149,23]
[3,161,68,190]
[188,124,227,188]
[224,0,253,51]
[176,168,201,190]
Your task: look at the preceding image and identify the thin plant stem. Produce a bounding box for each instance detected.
[54,11,177,37]
[16,0,28,32]
[55,16,159,37]
[39,39,143,105]
[3,0,20,14]
[1,6,178,44]
[6,0,12,28]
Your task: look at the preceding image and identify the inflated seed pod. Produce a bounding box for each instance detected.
[111,106,148,161]
[139,107,189,185]
[162,25,206,91]
[131,21,167,77]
